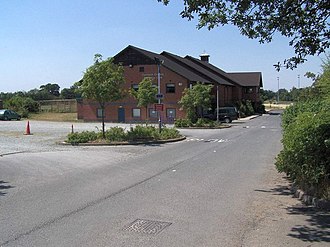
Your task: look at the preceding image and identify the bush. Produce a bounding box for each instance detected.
[174,118,192,127]
[236,100,255,117]
[195,118,216,127]
[127,125,160,141]
[67,131,98,144]
[159,127,181,140]
[105,127,127,142]
[4,96,40,117]
[281,100,327,129]
[276,106,330,199]
[66,125,182,144]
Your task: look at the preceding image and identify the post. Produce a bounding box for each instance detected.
[155,57,163,132]
[298,74,300,89]
[216,85,219,122]
[277,77,280,103]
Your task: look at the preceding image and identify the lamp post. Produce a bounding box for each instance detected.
[154,57,163,132]
[277,77,280,103]
[216,85,219,122]
[298,74,300,89]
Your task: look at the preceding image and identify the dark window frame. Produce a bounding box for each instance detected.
[97,108,105,118]
[166,83,175,93]
[132,108,141,118]
[148,108,158,118]
[166,108,176,119]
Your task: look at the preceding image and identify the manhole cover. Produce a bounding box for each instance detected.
[123,219,172,235]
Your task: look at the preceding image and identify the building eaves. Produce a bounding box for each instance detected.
[116,45,210,83]
[162,52,234,86]
[227,72,263,87]
[185,56,243,86]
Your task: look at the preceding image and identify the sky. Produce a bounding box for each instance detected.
[0,0,327,93]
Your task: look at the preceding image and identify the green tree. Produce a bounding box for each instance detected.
[40,83,60,97]
[129,78,158,122]
[76,54,125,138]
[159,0,330,70]
[260,89,276,102]
[179,82,213,123]
[316,56,330,102]
[61,85,81,99]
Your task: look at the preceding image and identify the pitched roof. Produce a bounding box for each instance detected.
[227,72,263,87]
[114,45,211,83]
[114,45,263,88]
[162,52,234,86]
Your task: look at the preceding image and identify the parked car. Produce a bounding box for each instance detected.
[204,107,239,123]
[0,109,21,120]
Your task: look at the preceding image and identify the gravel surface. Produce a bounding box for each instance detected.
[0,120,173,155]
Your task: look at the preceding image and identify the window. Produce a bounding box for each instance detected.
[149,108,158,118]
[245,87,253,93]
[132,108,141,118]
[97,108,105,118]
[166,108,176,119]
[166,83,175,93]
[139,66,144,72]
[131,84,139,91]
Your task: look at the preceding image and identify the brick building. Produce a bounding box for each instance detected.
[77,45,263,123]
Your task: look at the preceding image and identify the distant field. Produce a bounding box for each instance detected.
[264,102,292,110]
[28,112,78,122]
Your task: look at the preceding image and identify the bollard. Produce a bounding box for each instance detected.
[71,124,74,134]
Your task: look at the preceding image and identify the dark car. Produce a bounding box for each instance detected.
[0,109,21,120]
[204,107,239,123]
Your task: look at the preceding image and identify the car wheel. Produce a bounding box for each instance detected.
[17,117,21,121]
[224,117,231,123]
[4,116,8,121]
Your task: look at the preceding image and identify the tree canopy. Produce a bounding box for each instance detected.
[179,82,213,122]
[76,54,125,137]
[130,77,158,120]
[159,0,330,70]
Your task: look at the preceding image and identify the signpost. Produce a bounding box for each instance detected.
[154,103,164,111]
[154,57,164,132]
[155,93,164,99]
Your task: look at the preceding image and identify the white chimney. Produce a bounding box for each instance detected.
[200,52,210,62]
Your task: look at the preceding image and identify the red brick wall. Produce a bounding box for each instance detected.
[77,64,188,123]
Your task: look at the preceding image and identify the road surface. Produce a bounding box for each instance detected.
[1,114,322,246]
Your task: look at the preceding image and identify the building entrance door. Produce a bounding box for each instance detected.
[118,108,125,122]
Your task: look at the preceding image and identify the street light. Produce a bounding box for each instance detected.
[298,74,300,89]
[154,57,164,132]
[277,77,280,103]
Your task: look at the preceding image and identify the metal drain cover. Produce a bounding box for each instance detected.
[123,219,172,235]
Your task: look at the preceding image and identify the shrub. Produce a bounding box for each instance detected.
[4,96,40,116]
[281,100,327,129]
[127,125,160,141]
[105,127,127,142]
[236,100,255,117]
[276,108,330,199]
[66,125,182,144]
[174,118,192,127]
[67,131,98,144]
[195,118,216,127]
[159,127,181,140]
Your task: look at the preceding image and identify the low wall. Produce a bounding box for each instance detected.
[38,99,77,113]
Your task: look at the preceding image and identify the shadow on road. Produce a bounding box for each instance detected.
[287,206,330,243]
[0,180,14,197]
[255,180,330,244]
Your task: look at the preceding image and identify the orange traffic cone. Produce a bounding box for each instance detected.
[24,121,31,135]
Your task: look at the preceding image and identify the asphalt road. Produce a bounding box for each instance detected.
[0,115,283,246]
